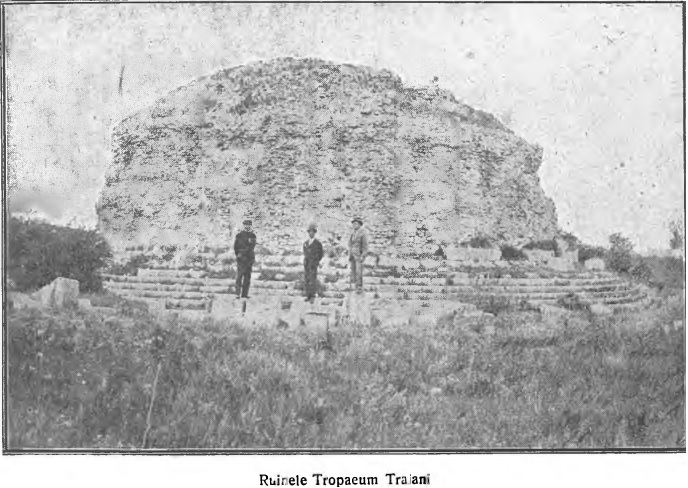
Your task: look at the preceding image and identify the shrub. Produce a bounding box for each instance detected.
[259,269,278,281]
[633,255,684,290]
[461,235,493,249]
[7,216,112,292]
[560,232,580,249]
[629,259,653,282]
[474,295,513,315]
[501,245,527,261]
[556,293,590,312]
[323,273,340,284]
[523,240,557,252]
[109,254,149,276]
[578,244,607,263]
[608,233,634,274]
[160,246,177,262]
[669,219,684,250]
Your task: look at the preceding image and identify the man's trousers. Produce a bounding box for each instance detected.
[304,263,319,300]
[350,257,364,292]
[236,261,253,298]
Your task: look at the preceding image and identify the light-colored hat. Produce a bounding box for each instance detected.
[307,223,317,232]
[351,217,363,225]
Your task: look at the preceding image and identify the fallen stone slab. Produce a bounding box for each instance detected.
[341,292,372,326]
[302,311,330,335]
[33,277,80,309]
[589,303,613,316]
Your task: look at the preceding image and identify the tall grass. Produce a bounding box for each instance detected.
[6,295,685,449]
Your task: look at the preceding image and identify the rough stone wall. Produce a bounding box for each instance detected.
[99,57,559,253]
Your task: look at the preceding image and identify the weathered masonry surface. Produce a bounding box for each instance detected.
[99,58,559,253]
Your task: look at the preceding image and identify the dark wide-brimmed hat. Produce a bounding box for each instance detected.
[351,217,363,225]
[243,219,252,225]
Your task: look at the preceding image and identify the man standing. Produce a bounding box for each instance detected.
[303,223,324,302]
[348,217,369,294]
[234,219,256,299]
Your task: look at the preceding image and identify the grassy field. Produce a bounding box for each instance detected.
[6,292,685,449]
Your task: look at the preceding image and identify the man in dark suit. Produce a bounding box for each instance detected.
[303,223,324,302]
[234,219,256,299]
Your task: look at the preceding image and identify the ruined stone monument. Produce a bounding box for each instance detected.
[98,57,559,254]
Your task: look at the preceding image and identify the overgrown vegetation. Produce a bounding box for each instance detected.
[460,235,494,249]
[523,240,557,252]
[7,293,684,449]
[109,254,150,276]
[578,243,607,263]
[7,217,112,292]
[608,233,634,274]
[559,232,580,249]
[500,245,527,262]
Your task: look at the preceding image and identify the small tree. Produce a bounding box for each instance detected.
[608,233,633,274]
[669,219,684,250]
[7,217,112,292]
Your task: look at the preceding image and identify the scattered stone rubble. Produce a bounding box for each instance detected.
[102,251,648,329]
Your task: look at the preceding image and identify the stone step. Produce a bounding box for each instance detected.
[378,283,633,293]
[372,291,641,303]
[110,287,645,313]
[114,291,344,311]
[113,289,644,303]
[520,291,646,305]
[446,275,622,285]
[103,274,629,292]
[105,278,638,298]
[118,267,617,281]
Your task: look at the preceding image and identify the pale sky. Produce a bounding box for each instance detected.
[5,2,684,250]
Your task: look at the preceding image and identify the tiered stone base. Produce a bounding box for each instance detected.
[102,257,648,325]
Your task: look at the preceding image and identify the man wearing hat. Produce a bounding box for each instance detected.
[348,217,369,294]
[303,223,324,302]
[234,219,257,299]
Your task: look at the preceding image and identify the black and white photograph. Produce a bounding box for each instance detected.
[2,1,685,454]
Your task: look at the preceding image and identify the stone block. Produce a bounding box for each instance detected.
[584,258,605,271]
[524,249,555,263]
[342,292,371,326]
[33,277,80,309]
[179,310,208,322]
[420,259,440,269]
[275,309,304,329]
[589,303,613,316]
[371,299,410,329]
[146,299,168,316]
[283,255,302,266]
[302,312,329,334]
[376,255,395,268]
[548,258,574,272]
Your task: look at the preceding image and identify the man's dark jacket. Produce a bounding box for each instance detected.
[234,231,257,264]
[303,238,324,267]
